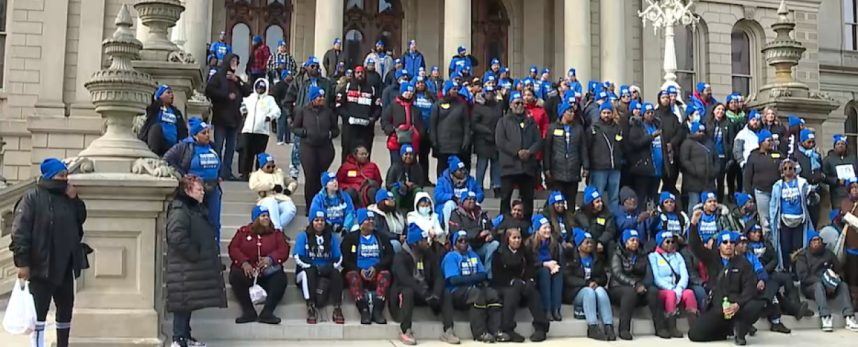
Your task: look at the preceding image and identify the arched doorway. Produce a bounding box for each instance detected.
[846,102,858,156]
[472,0,509,76]
[343,0,404,70]
[224,0,293,64]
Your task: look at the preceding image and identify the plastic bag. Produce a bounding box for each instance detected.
[249,277,267,305]
[2,279,37,335]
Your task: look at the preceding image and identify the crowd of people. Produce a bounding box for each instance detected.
[20,36,854,347]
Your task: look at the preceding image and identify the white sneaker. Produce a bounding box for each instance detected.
[277,142,285,146]
[846,315,858,332]
[821,315,834,332]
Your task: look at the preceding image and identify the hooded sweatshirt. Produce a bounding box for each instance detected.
[241,78,280,134]
[406,192,447,244]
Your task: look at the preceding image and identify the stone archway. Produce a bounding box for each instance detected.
[224,0,293,58]
[472,0,510,76]
[342,0,404,69]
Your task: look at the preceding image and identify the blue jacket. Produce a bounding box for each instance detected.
[442,249,487,292]
[648,249,689,291]
[434,169,484,210]
[614,207,649,241]
[403,51,426,78]
[744,252,768,281]
[448,55,472,78]
[309,190,356,232]
[292,228,342,268]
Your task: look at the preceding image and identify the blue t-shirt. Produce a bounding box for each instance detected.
[159,107,178,147]
[645,122,664,177]
[189,142,220,181]
[357,234,381,270]
[414,93,433,127]
[660,212,683,236]
[442,249,485,291]
[698,213,718,241]
[293,231,342,267]
[780,180,803,215]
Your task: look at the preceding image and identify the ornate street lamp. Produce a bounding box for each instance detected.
[639,0,699,98]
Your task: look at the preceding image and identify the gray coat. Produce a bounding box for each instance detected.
[165,194,227,313]
[495,111,542,177]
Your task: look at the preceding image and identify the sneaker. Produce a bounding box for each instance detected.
[440,328,461,344]
[399,329,417,345]
[508,331,526,343]
[170,342,186,347]
[846,315,858,332]
[187,337,206,347]
[821,315,834,332]
[333,307,345,324]
[770,322,791,334]
[277,142,285,146]
[477,332,496,343]
[494,332,511,342]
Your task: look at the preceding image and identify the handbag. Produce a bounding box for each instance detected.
[249,276,268,305]
[821,268,842,292]
[387,102,421,152]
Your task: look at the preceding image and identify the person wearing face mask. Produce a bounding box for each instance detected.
[239,78,280,180]
[823,134,858,207]
[407,193,448,254]
[309,172,356,234]
[11,158,89,347]
[563,229,614,341]
[680,121,716,216]
[336,145,383,208]
[610,229,663,340]
[139,84,188,156]
[292,86,339,209]
[729,193,760,232]
[796,231,858,332]
[367,189,406,253]
[382,81,422,165]
[490,228,549,342]
[293,208,345,324]
[496,91,543,219]
[205,53,252,181]
[341,209,394,325]
[249,153,298,231]
[449,190,498,276]
[385,144,426,209]
[435,155,484,228]
[473,84,504,196]
[163,175,227,347]
[769,158,812,272]
[793,129,825,227]
[649,231,698,339]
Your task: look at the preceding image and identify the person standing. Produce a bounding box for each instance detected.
[448,46,475,78]
[139,85,188,157]
[209,31,232,63]
[239,79,280,180]
[412,77,436,185]
[270,70,294,146]
[365,40,395,80]
[656,90,685,197]
[823,134,858,207]
[769,158,812,272]
[11,158,88,347]
[472,85,504,195]
[323,38,346,78]
[626,102,665,206]
[680,122,717,216]
[164,175,228,347]
[205,53,252,180]
[495,91,542,219]
[246,35,271,82]
[285,56,336,179]
[337,65,382,159]
[267,40,297,81]
[544,96,588,204]
[793,129,825,227]
[382,81,422,165]
[402,40,426,78]
[744,129,783,234]
[706,103,735,203]
[586,102,624,209]
[431,81,472,177]
[292,86,339,209]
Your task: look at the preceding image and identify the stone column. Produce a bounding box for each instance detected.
[443,0,471,77]
[314,0,343,72]
[179,0,213,68]
[600,0,626,83]
[565,0,590,83]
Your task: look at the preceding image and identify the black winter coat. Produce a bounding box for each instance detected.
[793,147,826,185]
[679,137,717,193]
[430,97,471,154]
[705,116,735,162]
[563,250,608,300]
[392,245,445,298]
[491,245,538,287]
[285,74,335,109]
[10,179,87,285]
[385,162,426,192]
[688,223,757,308]
[381,97,424,136]
[165,194,227,313]
[743,149,784,194]
[292,104,340,147]
[795,247,842,293]
[822,149,858,205]
[657,106,685,177]
[204,53,252,128]
[340,230,394,273]
[472,99,504,158]
[610,244,649,288]
[138,102,188,157]
[449,206,493,249]
[585,120,624,171]
[624,118,663,177]
[572,208,616,246]
[323,48,347,78]
[543,121,588,183]
[495,111,542,177]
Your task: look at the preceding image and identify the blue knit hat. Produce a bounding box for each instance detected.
[400,82,415,96]
[257,153,273,168]
[188,117,210,136]
[375,40,385,47]
[395,69,410,81]
[356,208,374,226]
[531,214,550,234]
[308,86,325,102]
[568,68,577,77]
[642,102,656,113]
[748,109,762,122]
[587,80,599,94]
[714,230,738,243]
[686,104,702,118]
[406,225,428,245]
[834,134,848,145]
[304,55,320,67]
[309,206,326,220]
[459,190,477,202]
[599,102,613,113]
[666,85,678,95]
[659,191,676,205]
[40,158,67,180]
[442,80,459,96]
[696,82,710,93]
[800,129,815,143]
[734,192,752,208]
[548,191,566,205]
[700,191,717,204]
[756,129,773,144]
[491,58,500,66]
[399,144,414,156]
[320,171,336,187]
[619,85,631,97]
[451,229,469,244]
[573,228,592,246]
[655,231,675,247]
[333,38,342,45]
[154,84,171,101]
[447,155,465,172]
[457,46,466,54]
[806,229,821,244]
[622,229,640,244]
[510,91,523,102]
[280,70,292,80]
[596,90,609,101]
[375,188,394,205]
[690,121,705,134]
[583,186,601,205]
[629,100,642,113]
[252,35,263,44]
[251,205,269,222]
[726,93,740,104]
[788,115,804,128]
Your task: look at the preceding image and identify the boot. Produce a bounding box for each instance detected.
[667,315,683,338]
[618,316,633,340]
[587,324,607,341]
[333,305,345,324]
[686,311,698,331]
[306,302,318,324]
[530,329,547,342]
[357,299,372,325]
[371,297,387,324]
[604,324,616,341]
[257,306,281,325]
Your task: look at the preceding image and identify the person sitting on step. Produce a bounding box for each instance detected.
[435,155,484,229]
[341,208,395,325]
[795,230,858,333]
[367,188,407,253]
[448,190,498,277]
[227,206,290,325]
[293,208,345,324]
[563,229,615,341]
[337,145,383,208]
[385,144,426,212]
[248,153,298,232]
[309,172,356,234]
[648,231,698,339]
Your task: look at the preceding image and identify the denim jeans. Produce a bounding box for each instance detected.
[805,282,855,317]
[474,240,500,279]
[574,286,613,325]
[204,184,222,245]
[686,191,701,217]
[536,268,563,313]
[589,170,621,208]
[754,190,772,232]
[172,311,192,341]
[257,197,297,231]
[289,141,301,179]
[440,200,457,230]
[476,156,501,190]
[390,239,403,253]
[213,124,237,179]
[688,284,708,311]
[276,111,290,143]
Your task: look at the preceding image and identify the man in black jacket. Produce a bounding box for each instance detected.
[11,158,88,347]
[795,231,858,332]
[586,102,624,209]
[431,80,472,177]
[472,86,504,195]
[390,225,458,345]
[822,134,858,207]
[336,66,381,160]
[687,211,763,345]
[495,91,542,219]
[269,70,294,145]
[544,96,588,203]
[323,38,346,78]
[204,52,251,180]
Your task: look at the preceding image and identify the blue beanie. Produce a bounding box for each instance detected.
[451,229,469,244]
[573,228,592,247]
[320,171,336,187]
[356,208,374,226]
[847,177,858,186]
[375,189,394,204]
[557,100,573,117]
[748,109,762,122]
[642,102,656,113]
[510,91,523,102]
[376,40,385,47]
[400,82,415,96]
[399,143,414,156]
[655,231,675,247]
[788,115,804,128]
[447,155,465,171]
[800,129,815,143]
[659,191,676,205]
[734,192,752,208]
[406,225,428,245]
[622,229,640,244]
[442,80,459,96]
[280,70,292,80]
[696,82,709,93]
[188,117,210,136]
[304,55,320,67]
[252,35,263,44]
[629,100,642,113]
[686,104,702,118]
[619,85,631,97]
[491,58,500,66]
[154,84,171,101]
[309,206,326,220]
[308,86,325,102]
[713,230,737,243]
[726,93,740,104]
[806,229,821,244]
[459,190,477,202]
[333,38,342,45]
[251,205,269,222]
[457,46,466,54]
[568,68,577,77]
[548,191,566,205]
[599,102,613,113]
[700,191,717,204]
[395,69,410,80]
[666,85,678,95]
[530,214,550,234]
[834,134,848,145]
[40,158,67,180]
[596,90,609,101]
[587,80,599,94]
[257,153,273,168]
[756,129,773,144]
[690,121,705,134]
[583,186,601,205]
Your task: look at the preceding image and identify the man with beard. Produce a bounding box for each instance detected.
[364,40,395,81]
[336,66,381,159]
[429,66,445,99]
[492,200,532,239]
[495,91,542,219]
[734,110,764,170]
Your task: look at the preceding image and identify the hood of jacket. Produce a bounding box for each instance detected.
[252,77,270,95]
[218,53,238,71]
[412,191,435,211]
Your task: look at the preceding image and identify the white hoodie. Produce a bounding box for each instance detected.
[406,191,447,244]
[241,78,281,134]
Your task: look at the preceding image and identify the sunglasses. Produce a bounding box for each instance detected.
[456,238,469,244]
[663,239,674,245]
[721,240,735,245]
[783,166,796,171]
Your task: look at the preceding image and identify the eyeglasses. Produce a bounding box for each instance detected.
[721,240,735,245]
[783,166,796,171]
[308,64,319,69]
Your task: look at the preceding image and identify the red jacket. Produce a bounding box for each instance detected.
[336,154,383,191]
[526,101,549,160]
[228,225,290,270]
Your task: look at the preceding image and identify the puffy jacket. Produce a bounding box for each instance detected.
[624,117,664,177]
[336,79,381,124]
[336,154,383,192]
[292,104,340,147]
[10,179,87,285]
[430,97,471,154]
[543,121,588,183]
[743,148,784,194]
[563,250,608,301]
[403,50,426,78]
[248,167,298,201]
[285,74,335,109]
[165,193,227,312]
[648,248,689,291]
[679,137,717,193]
[365,52,395,79]
[585,120,624,171]
[472,98,504,158]
[572,207,617,247]
[406,192,447,244]
[495,111,543,177]
[434,169,484,208]
[367,204,406,241]
[795,246,842,292]
[610,244,649,288]
[340,230,394,272]
[448,205,493,248]
[241,78,280,134]
[733,125,759,167]
[227,225,290,270]
[525,101,550,139]
[205,53,252,128]
[385,161,426,193]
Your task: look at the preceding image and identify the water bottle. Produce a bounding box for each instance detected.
[722,297,734,320]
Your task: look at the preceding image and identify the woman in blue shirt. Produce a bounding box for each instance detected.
[769,158,812,272]
[527,215,564,321]
[563,229,614,341]
[140,84,188,156]
[309,172,356,233]
[292,208,344,324]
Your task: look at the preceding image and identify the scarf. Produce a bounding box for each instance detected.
[799,146,821,172]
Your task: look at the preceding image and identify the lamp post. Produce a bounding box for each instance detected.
[639,0,699,96]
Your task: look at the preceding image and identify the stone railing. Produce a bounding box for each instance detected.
[0,177,36,295]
